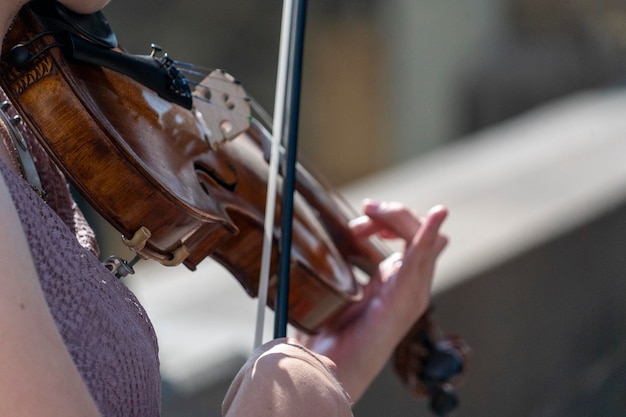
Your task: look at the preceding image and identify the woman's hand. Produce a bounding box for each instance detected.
[297,200,449,402]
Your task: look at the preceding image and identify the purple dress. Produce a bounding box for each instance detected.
[0,93,161,416]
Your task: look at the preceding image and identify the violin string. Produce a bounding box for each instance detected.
[178,63,275,130]
[190,90,273,132]
[176,63,253,104]
[248,97,274,128]
[172,60,216,75]
[175,59,280,345]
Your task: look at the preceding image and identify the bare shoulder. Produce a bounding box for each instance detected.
[0,175,101,417]
[0,174,37,286]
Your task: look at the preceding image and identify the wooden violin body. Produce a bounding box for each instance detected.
[0,0,369,332]
[0,1,469,413]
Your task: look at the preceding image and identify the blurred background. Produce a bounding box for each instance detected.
[101,0,625,184]
[89,0,625,416]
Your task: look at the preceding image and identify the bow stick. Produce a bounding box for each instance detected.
[254,0,308,346]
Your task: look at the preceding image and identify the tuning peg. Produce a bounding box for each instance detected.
[422,340,464,382]
[429,383,459,417]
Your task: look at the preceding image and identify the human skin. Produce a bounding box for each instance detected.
[0,1,449,413]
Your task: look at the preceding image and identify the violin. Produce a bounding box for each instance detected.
[0,1,470,414]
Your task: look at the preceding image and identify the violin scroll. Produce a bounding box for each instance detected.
[393,309,471,416]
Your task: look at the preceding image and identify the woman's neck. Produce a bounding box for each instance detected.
[0,0,27,51]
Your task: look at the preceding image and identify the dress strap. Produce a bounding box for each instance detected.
[0,99,44,199]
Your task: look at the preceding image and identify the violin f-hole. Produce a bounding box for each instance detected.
[195,163,237,193]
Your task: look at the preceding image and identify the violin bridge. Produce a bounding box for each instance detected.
[192,70,251,147]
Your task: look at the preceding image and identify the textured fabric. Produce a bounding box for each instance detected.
[0,92,161,416]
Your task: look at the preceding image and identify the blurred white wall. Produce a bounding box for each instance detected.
[377,1,506,158]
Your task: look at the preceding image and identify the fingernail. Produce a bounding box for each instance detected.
[362,199,382,213]
[428,204,446,215]
[348,215,369,228]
